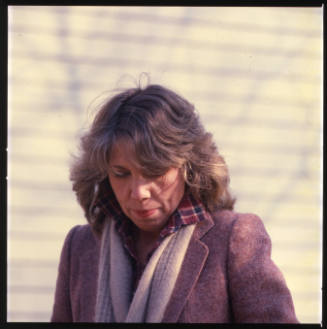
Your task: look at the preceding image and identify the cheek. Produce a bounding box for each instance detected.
[174,177,185,199]
[109,177,128,202]
[160,170,185,202]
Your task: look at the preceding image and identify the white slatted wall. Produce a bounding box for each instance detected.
[8,6,322,323]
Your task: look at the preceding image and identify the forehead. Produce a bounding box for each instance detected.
[109,138,139,167]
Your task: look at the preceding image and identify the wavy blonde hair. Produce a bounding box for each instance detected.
[70,84,235,233]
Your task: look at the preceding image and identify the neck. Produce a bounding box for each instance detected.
[138,229,160,243]
[135,229,160,265]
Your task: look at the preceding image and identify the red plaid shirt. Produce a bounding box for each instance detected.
[94,178,210,290]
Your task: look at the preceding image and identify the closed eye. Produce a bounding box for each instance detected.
[109,166,130,178]
[142,169,169,180]
[143,173,163,180]
[113,171,130,178]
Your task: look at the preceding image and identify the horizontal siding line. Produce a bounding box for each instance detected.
[8,180,71,191]
[230,167,320,179]
[281,266,321,275]
[9,26,321,60]
[227,144,319,157]
[8,75,101,91]
[8,182,72,192]
[9,205,81,217]
[8,83,320,111]
[12,7,321,38]
[8,98,85,111]
[292,291,321,299]
[7,311,51,319]
[8,286,54,294]
[112,11,323,38]
[9,128,75,140]
[224,142,320,154]
[237,195,321,205]
[266,221,321,230]
[205,116,320,130]
[273,240,321,250]
[9,153,69,165]
[8,311,51,317]
[7,113,321,134]
[236,192,320,204]
[8,52,320,84]
[197,93,320,109]
[9,230,69,240]
[231,163,319,174]
[9,259,58,268]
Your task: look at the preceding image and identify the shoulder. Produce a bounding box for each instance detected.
[211,209,265,232]
[210,210,271,257]
[206,210,273,267]
[61,223,98,256]
[208,209,270,246]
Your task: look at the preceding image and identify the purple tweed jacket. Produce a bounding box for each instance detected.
[51,209,299,323]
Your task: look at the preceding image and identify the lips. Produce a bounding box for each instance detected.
[133,208,157,218]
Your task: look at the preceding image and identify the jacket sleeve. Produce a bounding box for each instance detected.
[227,214,299,323]
[51,225,81,322]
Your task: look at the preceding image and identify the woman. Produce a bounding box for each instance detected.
[51,84,298,323]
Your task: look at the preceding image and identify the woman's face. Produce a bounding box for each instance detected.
[107,139,185,236]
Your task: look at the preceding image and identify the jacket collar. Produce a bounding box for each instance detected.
[162,212,215,322]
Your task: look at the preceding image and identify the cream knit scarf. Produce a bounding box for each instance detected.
[94,218,195,323]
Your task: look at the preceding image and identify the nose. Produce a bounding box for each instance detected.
[130,177,151,201]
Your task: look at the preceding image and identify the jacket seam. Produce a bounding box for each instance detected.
[67,225,81,321]
[225,212,239,323]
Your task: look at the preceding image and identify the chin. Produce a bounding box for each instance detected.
[138,220,166,234]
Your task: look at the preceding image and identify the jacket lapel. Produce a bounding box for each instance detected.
[162,214,214,322]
